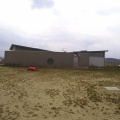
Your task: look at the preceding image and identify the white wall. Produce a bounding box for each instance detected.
[89,57,105,67]
[73,56,78,67]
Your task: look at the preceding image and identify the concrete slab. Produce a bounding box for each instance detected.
[105,87,120,90]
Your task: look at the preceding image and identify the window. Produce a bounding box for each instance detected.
[47,58,54,65]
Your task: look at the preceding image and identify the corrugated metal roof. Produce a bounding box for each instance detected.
[10,44,50,51]
[72,50,108,54]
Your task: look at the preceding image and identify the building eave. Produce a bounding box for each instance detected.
[9,44,50,51]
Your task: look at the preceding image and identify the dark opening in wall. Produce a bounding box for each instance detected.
[47,58,54,65]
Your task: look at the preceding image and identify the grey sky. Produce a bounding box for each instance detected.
[0,0,120,58]
[31,0,54,9]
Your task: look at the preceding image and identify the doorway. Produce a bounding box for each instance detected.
[73,54,78,68]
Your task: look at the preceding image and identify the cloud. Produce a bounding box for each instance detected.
[97,7,120,16]
[0,25,119,58]
[31,0,54,9]
[0,0,120,58]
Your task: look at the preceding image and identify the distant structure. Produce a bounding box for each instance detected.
[4,44,108,68]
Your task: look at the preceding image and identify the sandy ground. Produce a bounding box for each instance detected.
[0,67,120,120]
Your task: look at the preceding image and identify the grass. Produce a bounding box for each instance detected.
[105,62,120,68]
[0,66,120,120]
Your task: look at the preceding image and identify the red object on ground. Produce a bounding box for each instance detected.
[27,67,37,71]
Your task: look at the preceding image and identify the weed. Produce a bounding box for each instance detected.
[45,89,60,98]
[86,85,102,102]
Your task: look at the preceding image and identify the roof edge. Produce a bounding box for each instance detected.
[10,44,50,51]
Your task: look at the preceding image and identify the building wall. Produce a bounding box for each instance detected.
[5,51,106,68]
[89,57,105,67]
[73,53,89,68]
[89,52,105,57]
[78,53,89,67]
[5,51,73,68]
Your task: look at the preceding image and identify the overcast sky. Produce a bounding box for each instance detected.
[0,0,120,58]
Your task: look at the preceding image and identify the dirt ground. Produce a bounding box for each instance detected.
[0,66,120,120]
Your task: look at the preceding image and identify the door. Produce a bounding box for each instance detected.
[78,53,89,67]
[73,54,78,67]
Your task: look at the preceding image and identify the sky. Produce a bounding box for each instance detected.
[0,0,120,58]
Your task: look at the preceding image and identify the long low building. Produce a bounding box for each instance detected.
[4,44,108,68]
